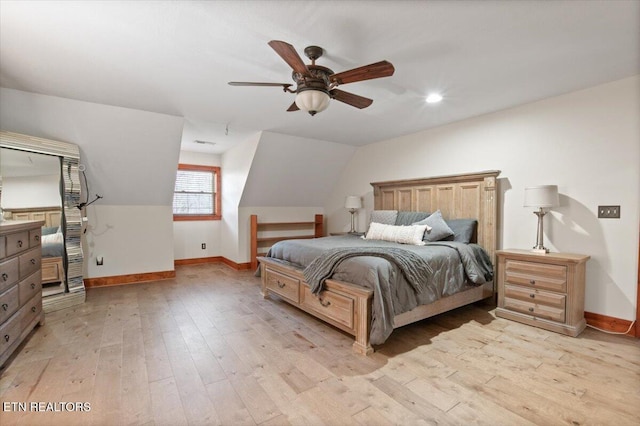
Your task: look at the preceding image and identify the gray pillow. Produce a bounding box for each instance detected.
[369,210,398,225]
[41,226,59,236]
[413,210,454,242]
[444,219,478,243]
[395,211,430,226]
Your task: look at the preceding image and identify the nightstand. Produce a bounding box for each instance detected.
[495,249,590,337]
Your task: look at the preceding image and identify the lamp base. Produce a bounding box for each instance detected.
[531,247,549,254]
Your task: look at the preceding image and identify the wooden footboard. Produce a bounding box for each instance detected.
[258,256,374,355]
[42,256,65,284]
[258,256,494,355]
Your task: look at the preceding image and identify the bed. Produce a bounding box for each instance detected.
[257,170,500,354]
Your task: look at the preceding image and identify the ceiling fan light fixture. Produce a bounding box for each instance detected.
[295,89,330,116]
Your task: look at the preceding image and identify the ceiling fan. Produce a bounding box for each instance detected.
[228,40,395,116]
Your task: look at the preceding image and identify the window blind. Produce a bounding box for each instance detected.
[173,170,215,215]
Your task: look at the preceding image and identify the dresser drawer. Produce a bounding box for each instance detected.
[504,284,566,309]
[0,285,20,324]
[29,228,42,248]
[19,248,41,278]
[0,235,5,259]
[6,231,29,257]
[21,292,43,330]
[505,260,567,292]
[504,297,565,323]
[0,257,20,293]
[0,311,21,355]
[300,285,354,329]
[265,269,300,303]
[19,271,42,306]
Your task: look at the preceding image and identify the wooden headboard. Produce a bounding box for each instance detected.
[3,207,62,228]
[371,170,500,264]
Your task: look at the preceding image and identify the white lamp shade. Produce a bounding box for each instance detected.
[295,90,330,114]
[524,185,559,208]
[345,195,362,210]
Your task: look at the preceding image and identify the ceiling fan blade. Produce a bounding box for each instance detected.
[330,89,373,109]
[228,82,292,88]
[287,102,299,112]
[268,40,310,76]
[330,60,395,85]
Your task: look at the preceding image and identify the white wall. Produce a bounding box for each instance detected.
[85,205,175,278]
[1,174,61,209]
[220,133,261,263]
[327,76,640,321]
[173,150,222,260]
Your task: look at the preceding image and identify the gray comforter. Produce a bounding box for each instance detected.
[263,234,493,345]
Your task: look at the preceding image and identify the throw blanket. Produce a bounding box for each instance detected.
[303,247,434,294]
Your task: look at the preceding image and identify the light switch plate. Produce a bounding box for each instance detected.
[598,205,620,218]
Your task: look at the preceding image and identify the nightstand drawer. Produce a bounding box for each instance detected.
[504,297,566,323]
[504,284,566,309]
[505,260,567,292]
[265,269,300,303]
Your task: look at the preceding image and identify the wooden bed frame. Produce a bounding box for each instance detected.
[258,170,501,354]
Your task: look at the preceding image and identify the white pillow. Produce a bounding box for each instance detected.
[42,232,64,245]
[364,222,431,246]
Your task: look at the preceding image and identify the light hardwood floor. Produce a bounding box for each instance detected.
[1,263,639,425]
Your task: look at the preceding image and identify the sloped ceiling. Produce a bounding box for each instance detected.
[1,1,638,154]
[241,131,356,207]
[0,88,184,206]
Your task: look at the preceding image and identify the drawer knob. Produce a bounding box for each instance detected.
[528,307,534,312]
[1,273,7,281]
[17,240,23,248]
[31,306,37,313]
[35,235,40,241]
[30,258,36,265]
[31,283,36,289]
[4,334,9,342]
[529,279,536,285]
[277,280,286,289]
[1,303,8,311]
[319,298,331,307]
[529,294,535,298]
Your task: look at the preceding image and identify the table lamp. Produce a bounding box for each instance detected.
[524,185,559,253]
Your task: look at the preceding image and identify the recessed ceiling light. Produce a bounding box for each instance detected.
[426,93,443,104]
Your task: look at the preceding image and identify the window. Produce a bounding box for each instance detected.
[173,164,221,221]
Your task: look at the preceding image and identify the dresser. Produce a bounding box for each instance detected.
[0,220,45,367]
[495,249,590,337]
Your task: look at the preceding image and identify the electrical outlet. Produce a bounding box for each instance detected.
[96,256,104,266]
[598,205,620,219]
[201,243,206,249]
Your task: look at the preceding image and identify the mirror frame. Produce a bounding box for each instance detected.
[1,131,85,310]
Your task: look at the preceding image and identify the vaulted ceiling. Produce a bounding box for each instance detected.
[1,1,638,153]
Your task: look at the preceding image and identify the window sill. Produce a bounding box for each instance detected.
[173,215,221,221]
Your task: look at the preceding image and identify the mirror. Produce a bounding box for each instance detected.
[0,131,85,311]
